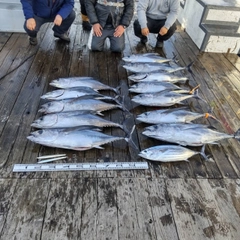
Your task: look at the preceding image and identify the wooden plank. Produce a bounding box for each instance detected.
[96,178,118,239]
[0,32,11,51]
[41,178,83,239]
[0,179,17,235]
[147,178,179,240]
[132,178,157,239]
[0,179,50,239]
[117,178,140,239]
[80,178,98,239]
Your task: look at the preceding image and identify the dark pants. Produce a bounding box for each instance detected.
[89,25,125,52]
[133,17,176,42]
[24,10,76,38]
[79,0,87,15]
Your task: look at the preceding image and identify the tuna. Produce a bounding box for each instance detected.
[50,77,119,93]
[142,123,240,146]
[40,87,101,100]
[31,111,123,129]
[27,128,128,151]
[128,72,188,83]
[122,53,173,64]
[136,108,218,124]
[139,145,208,162]
[123,62,193,74]
[38,98,123,114]
[131,88,205,107]
[129,81,182,94]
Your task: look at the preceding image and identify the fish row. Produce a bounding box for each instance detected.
[27,77,132,151]
[122,53,239,163]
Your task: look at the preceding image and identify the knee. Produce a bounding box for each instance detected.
[111,46,124,52]
[68,10,76,21]
[91,44,103,51]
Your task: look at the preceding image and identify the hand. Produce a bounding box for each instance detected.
[54,14,63,26]
[141,28,149,36]
[93,23,102,37]
[159,27,168,36]
[114,25,125,37]
[26,18,36,31]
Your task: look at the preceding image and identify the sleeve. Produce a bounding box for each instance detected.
[137,0,149,29]
[164,0,180,29]
[119,0,134,27]
[20,0,34,20]
[85,0,99,25]
[57,0,75,19]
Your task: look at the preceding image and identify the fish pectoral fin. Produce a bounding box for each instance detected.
[94,146,104,149]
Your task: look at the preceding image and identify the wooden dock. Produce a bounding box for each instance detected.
[0,3,240,240]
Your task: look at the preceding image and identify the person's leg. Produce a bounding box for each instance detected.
[23,15,48,45]
[80,0,91,31]
[108,29,125,52]
[52,11,76,37]
[133,19,147,44]
[90,28,108,51]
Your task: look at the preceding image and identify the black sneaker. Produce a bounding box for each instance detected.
[29,37,38,46]
[156,40,163,48]
[82,21,92,31]
[140,37,147,45]
[54,32,70,42]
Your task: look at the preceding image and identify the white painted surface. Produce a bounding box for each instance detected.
[0,1,25,32]
[177,0,205,49]
[207,9,240,22]
[200,0,240,7]
[205,35,240,53]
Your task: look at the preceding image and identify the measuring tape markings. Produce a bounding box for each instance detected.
[13,162,149,172]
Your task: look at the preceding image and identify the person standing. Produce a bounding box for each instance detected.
[134,0,180,48]
[85,0,134,52]
[20,0,76,45]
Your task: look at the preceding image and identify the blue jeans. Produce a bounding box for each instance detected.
[24,10,76,37]
[134,17,176,42]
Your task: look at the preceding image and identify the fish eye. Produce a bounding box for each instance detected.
[154,125,158,130]
[40,117,43,120]
[38,130,43,134]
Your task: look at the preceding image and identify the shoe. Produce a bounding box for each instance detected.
[140,37,147,45]
[82,21,92,31]
[156,40,163,48]
[29,37,38,46]
[54,32,70,42]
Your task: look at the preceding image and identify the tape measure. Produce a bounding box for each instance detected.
[13,162,148,172]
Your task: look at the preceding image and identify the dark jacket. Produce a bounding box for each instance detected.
[20,0,74,20]
[85,0,134,28]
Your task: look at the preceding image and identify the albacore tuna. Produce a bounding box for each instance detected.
[50,77,119,93]
[136,108,218,124]
[27,128,126,151]
[129,81,182,94]
[131,88,205,107]
[31,111,123,129]
[142,123,240,146]
[122,53,173,64]
[38,98,123,114]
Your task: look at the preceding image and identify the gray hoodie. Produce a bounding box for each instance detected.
[137,0,180,29]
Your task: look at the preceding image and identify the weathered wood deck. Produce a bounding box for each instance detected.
[0,2,240,240]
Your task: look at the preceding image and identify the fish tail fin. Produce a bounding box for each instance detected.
[200,145,214,162]
[234,128,240,141]
[193,89,208,104]
[186,61,195,76]
[125,125,139,151]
